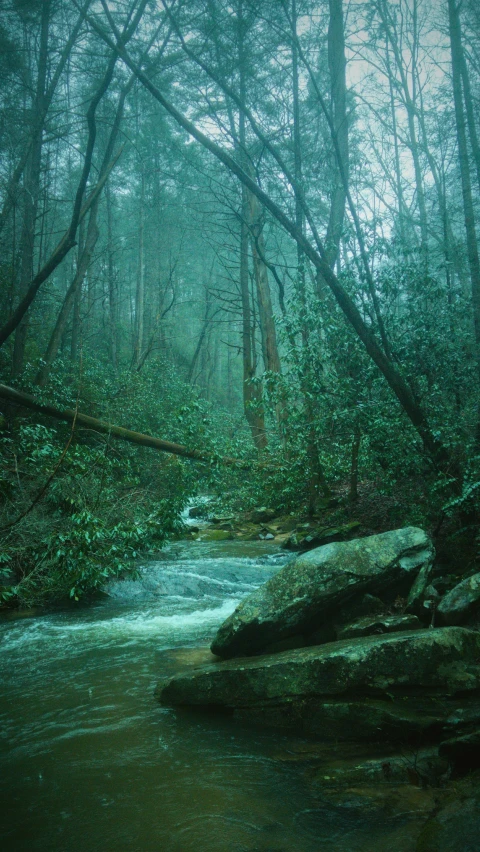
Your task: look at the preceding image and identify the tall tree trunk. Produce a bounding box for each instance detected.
[0,63,119,351]
[35,86,126,387]
[292,0,333,505]
[134,170,145,369]
[291,0,305,283]
[106,181,118,371]
[448,0,480,390]
[386,43,407,254]
[0,2,148,353]
[35,212,99,387]
[325,0,349,268]
[376,0,428,264]
[0,0,92,237]
[12,0,51,377]
[70,223,83,363]
[240,183,266,450]
[188,289,217,384]
[248,197,281,377]
[249,196,288,438]
[457,22,480,195]
[238,0,266,451]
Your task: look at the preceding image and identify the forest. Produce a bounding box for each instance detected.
[1,0,480,607]
[3,2,480,850]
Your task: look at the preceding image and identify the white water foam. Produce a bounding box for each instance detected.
[0,598,239,655]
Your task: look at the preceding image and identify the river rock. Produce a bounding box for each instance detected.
[198,529,233,542]
[158,628,480,740]
[248,507,277,524]
[439,729,480,775]
[336,613,421,640]
[415,770,480,852]
[437,572,480,625]
[211,526,434,658]
[282,521,361,552]
[188,504,210,519]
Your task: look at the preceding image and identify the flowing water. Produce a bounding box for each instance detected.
[0,540,427,851]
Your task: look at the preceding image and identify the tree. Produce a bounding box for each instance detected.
[91,1,451,471]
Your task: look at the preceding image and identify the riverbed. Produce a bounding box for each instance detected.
[0,540,430,851]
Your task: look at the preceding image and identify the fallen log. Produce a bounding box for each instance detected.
[0,383,248,467]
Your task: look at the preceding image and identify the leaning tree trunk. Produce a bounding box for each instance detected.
[0,383,251,468]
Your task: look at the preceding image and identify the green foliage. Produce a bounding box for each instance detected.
[211,257,472,523]
[10,503,181,607]
[0,354,227,608]
[442,456,480,518]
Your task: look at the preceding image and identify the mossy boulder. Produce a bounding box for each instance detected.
[248,507,278,525]
[198,529,233,542]
[158,627,480,741]
[211,526,434,658]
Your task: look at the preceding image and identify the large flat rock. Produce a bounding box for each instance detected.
[158,628,480,740]
[211,526,433,658]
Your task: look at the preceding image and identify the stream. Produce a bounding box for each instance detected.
[0,539,427,851]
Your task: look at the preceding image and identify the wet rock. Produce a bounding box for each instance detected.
[307,745,444,789]
[406,561,435,613]
[439,729,480,775]
[282,521,361,552]
[336,613,421,640]
[337,593,386,623]
[188,504,210,519]
[275,516,298,532]
[248,507,277,525]
[211,526,434,658]
[437,573,480,625]
[155,645,220,692]
[158,627,480,741]
[197,529,233,542]
[415,771,480,851]
[235,693,480,742]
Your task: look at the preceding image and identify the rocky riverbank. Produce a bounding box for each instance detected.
[185,502,362,550]
[157,526,480,850]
